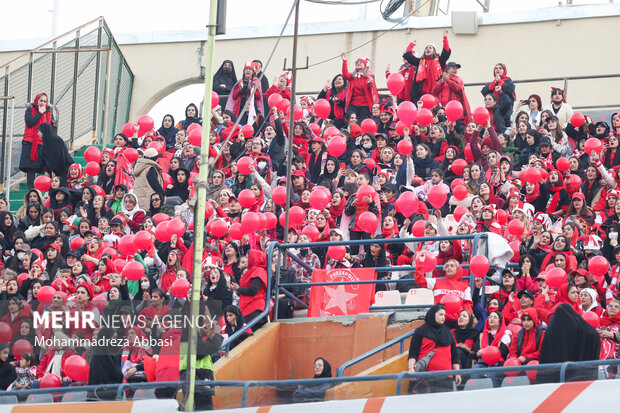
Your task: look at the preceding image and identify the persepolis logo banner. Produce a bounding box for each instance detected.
[307,268,376,317]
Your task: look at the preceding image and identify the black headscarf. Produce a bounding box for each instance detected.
[157,114,177,148]
[38,123,73,177]
[313,357,332,379]
[213,60,238,96]
[453,312,479,344]
[88,327,123,386]
[418,304,455,347]
[179,103,202,130]
[538,303,601,383]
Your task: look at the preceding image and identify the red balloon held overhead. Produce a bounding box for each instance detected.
[241,212,260,233]
[279,98,290,111]
[420,94,437,109]
[445,100,464,122]
[453,205,468,222]
[293,104,303,121]
[309,189,331,210]
[583,312,600,329]
[504,358,522,377]
[452,185,468,201]
[64,355,90,382]
[238,189,256,208]
[84,146,102,163]
[358,211,378,234]
[122,122,135,137]
[137,115,155,137]
[481,345,502,365]
[507,219,525,238]
[545,267,566,289]
[428,185,447,209]
[538,168,548,181]
[397,101,417,125]
[566,174,582,194]
[556,157,570,172]
[328,245,347,261]
[155,221,171,242]
[412,220,426,237]
[357,184,376,202]
[123,261,145,281]
[496,209,508,225]
[211,91,219,109]
[85,161,100,176]
[584,138,603,155]
[288,206,306,226]
[360,118,377,135]
[416,250,437,272]
[309,123,321,137]
[397,139,413,156]
[451,159,467,175]
[440,294,462,314]
[40,373,61,389]
[470,255,490,277]
[241,125,254,138]
[167,219,186,237]
[33,175,51,192]
[70,237,85,250]
[118,235,138,256]
[588,256,609,277]
[522,168,541,184]
[395,191,419,217]
[395,121,408,137]
[416,108,433,126]
[210,219,228,238]
[229,223,243,240]
[272,186,287,206]
[12,339,33,361]
[188,129,201,146]
[268,93,283,110]
[38,286,56,302]
[473,107,489,125]
[327,136,346,157]
[314,98,331,119]
[570,112,585,127]
[264,212,278,230]
[0,322,11,342]
[171,278,191,299]
[302,225,320,242]
[124,147,139,163]
[387,72,405,95]
[237,156,256,175]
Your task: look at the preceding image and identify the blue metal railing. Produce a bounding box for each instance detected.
[336,328,417,377]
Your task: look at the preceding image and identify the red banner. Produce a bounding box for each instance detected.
[307,268,377,317]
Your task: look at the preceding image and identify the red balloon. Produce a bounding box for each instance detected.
[327,245,347,261]
[451,159,467,175]
[450,178,465,190]
[358,211,378,233]
[387,72,405,95]
[113,259,127,271]
[38,286,56,302]
[464,144,475,161]
[17,273,28,287]
[288,206,306,226]
[241,212,260,233]
[470,255,490,277]
[397,101,417,125]
[452,185,468,201]
[238,189,256,208]
[538,168,549,181]
[134,230,153,250]
[279,98,290,111]
[137,115,155,137]
[588,256,609,277]
[122,122,135,137]
[395,121,408,137]
[0,322,12,342]
[293,104,303,121]
[481,345,502,365]
[40,373,61,388]
[155,221,171,242]
[523,168,541,184]
[357,184,376,202]
[12,339,33,361]
[453,205,468,222]
[585,138,603,155]
[473,107,489,125]
[167,219,186,237]
[118,235,137,256]
[147,141,164,154]
[123,261,145,281]
[327,136,346,157]
[188,129,201,146]
[416,250,437,272]
[152,212,171,224]
[33,175,51,192]
[395,191,419,217]
[229,223,243,240]
[546,267,566,289]
[309,189,331,210]
[412,220,426,237]
[84,146,102,163]
[360,119,377,135]
[210,219,228,238]
[91,185,105,197]
[241,125,254,138]
[324,127,340,138]
[420,94,437,109]
[570,112,585,127]
[314,98,331,119]
[507,219,525,238]
[64,355,89,382]
[85,161,100,176]
[504,357,522,377]
[302,225,320,242]
[70,237,85,250]
[557,157,570,172]
[363,158,376,171]
[272,186,287,205]
[187,123,201,136]
[526,361,539,383]
[171,278,191,299]
[397,139,413,156]
[416,108,433,126]
[309,123,321,137]
[268,93,283,110]
[124,147,139,163]
[509,240,520,261]
[583,312,600,329]
[264,212,278,230]
[162,172,173,188]
[566,174,582,194]
[440,294,462,314]
[445,100,464,122]
[237,156,256,175]
[428,186,447,209]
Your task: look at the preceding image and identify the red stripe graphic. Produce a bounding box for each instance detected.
[533,381,593,413]
[362,397,386,413]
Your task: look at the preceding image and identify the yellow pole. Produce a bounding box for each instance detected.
[185,0,218,410]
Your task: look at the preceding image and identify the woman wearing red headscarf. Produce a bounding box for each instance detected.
[340,53,379,122]
[481,63,516,128]
[550,283,582,318]
[226,62,264,126]
[598,299,620,362]
[20,93,55,189]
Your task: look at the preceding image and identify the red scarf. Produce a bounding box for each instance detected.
[481,316,508,349]
[329,190,346,218]
[415,56,443,86]
[23,107,52,161]
[525,183,540,204]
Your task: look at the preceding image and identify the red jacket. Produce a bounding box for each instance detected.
[508,309,545,360]
[265,85,291,101]
[37,347,78,379]
[414,265,473,321]
[238,250,268,316]
[386,64,416,102]
[342,60,379,111]
[431,75,472,123]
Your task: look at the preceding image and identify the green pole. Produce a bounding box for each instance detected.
[185,0,218,410]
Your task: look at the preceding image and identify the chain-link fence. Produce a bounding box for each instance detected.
[0,17,133,192]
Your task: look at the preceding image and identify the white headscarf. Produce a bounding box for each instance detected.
[121,193,145,219]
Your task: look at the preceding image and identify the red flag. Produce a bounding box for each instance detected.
[114,152,135,190]
[308,268,376,317]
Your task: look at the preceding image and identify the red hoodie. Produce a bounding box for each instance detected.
[414,263,472,321]
[508,308,545,361]
[238,250,268,317]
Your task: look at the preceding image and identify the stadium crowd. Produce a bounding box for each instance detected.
[0,29,618,404]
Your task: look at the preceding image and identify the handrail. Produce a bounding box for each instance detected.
[336,328,416,377]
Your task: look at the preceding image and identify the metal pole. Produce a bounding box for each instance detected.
[27,53,33,103]
[50,41,57,104]
[69,30,80,151]
[92,21,103,140]
[1,68,9,188]
[111,55,124,143]
[6,97,15,199]
[185,0,218,410]
[101,49,112,147]
[283,0,301,243]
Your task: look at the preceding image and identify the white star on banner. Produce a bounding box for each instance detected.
[324,285,358,315]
